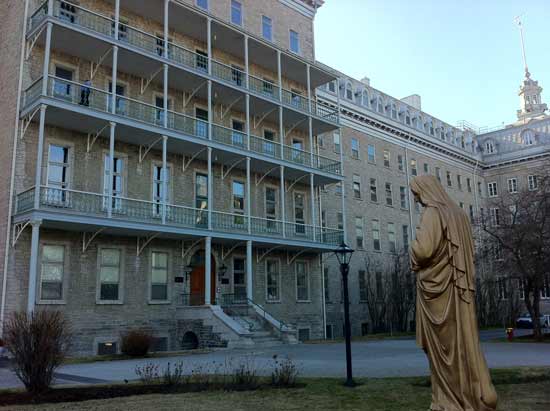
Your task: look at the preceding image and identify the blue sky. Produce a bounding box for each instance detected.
[314,0,550,129]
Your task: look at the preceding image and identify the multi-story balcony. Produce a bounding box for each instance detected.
[14,187,343,250]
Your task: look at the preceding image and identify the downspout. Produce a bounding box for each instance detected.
[404,136,414,239]
[1,0,30,337]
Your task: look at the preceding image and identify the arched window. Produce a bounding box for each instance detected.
[377,96,383,113]
[391,104,397,119]
[328,81,336,93]
[361,90,369,107]
[405,110,411,125]
[429,122,435,136]
[345,82,353,100]
[485,140,495,154]
[522,129,535,145]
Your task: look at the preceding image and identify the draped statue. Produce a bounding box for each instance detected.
[410,175,497,411]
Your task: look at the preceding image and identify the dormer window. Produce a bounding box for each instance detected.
[391,104,397,119]
[345,82,353,100]
[405,111,411,125]
[361,90,369,107]
[377,97,383,113]
[485,140,495,154]
[521,129,535,145]
[328,81,335,93]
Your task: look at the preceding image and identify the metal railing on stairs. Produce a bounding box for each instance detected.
[220,294,291,333]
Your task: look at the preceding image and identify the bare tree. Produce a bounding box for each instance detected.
[478,169,550,340]
[363,254,389,333]
[387,249,416,333]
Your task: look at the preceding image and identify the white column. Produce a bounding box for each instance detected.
[246,157,251,234]
[207,80,212,140]
[111,46,119,114]
[244,35,249,88]
[108,122,116,218]
[340,143,346,244]
[114,0,120,40]
[205,236,212,305]
[277,50,282,101]
[41,23,52,96]
[246,240,253,301]
[47,0,53,16]
[279,106,284,158]
[245,94,251,150]
[34,105,47,209]
[207,18,212,75]
[280,166,286,238]
[163,64,169,128]
[207,147,213,229]
[27,220,42,313]
[162,135,168,224]
[310,173,316,242]
[163,0,169,57]
[308,117,314,166]
[306,64,312,111]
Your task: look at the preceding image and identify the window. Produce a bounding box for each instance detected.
[351,138,359,159]
[377,97,383,113]
[423,163,429,174]
[99,248,121,302]
[369,178,377,202]
[265,187,277,228]
[446,171,452,187]
[457,175,462,190]
[289,30,300,54]
[507,178,518,194]
[522,129,535,146]
[262,16,272,41]
[542,275,550,299]
[405,111,411,125]
[294,193,305,234]
[40,245,65,301]
[469,205,474,221]
[266,259,280,301]
[233,258,246,302]
[195,173,208,226]
[155,34,173,57]
[367,144,375,163]
[435,167,441,182]
[355,217,364,249]
[103,155,124,211]
[487,182,498,197]
[195,107,209,136]
[108,82,127,114]
[328,81,336,93]
[47,145,70,205]
[388,222,396,253]
[196,0,208,10]
[410,159,417,176]
[333,132,341,153]
[497,277,507,300]
[467,178,472,193]
[296,261,309,301]
[231,119,245,147]
[397,155,404,171]
[478,182,483,197]
[508,204,517,224]
[97,341,117,356]
[337,212,343,230]
[485,141,495,154]
[345,83,353,100]
[152,165,170,216]
[53,66,73,99]
[402,225,409,250]
[490,208,500,226]
[353,174,361,199]
[385,183,393,206]
[232,181,245,225]
[323,266,330,302]
[359,270,367,302]
[391,104,397,119]
[231,0,242,25]
[261,77,275,96]
[59,1,76,22]
[459,202,464,209]
[528,175,538,191]
[383,150,390,167]
[400,186,407,209]
[372,220,381,251]
[361,90,369,107]
[151,251,168,301]
[335,181,342,196]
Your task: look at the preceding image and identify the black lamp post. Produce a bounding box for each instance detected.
[333,241,355,387]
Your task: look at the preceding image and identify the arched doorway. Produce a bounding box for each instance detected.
[189,250,216,305]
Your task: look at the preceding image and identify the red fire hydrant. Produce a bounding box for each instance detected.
[506,327,514,342]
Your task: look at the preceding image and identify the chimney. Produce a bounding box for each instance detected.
[400,94,421,111]
[360,77,370,86]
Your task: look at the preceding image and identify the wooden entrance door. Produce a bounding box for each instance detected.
[189,256,216,305]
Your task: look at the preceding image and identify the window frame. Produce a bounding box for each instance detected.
[265,258,281,302]
[230,0,243,26]
[149,249,171,303]
[38,243,68,304]
[262,15,273,41]
[295,260,310,302]
[289,29,300,54]
[96,246,125,304]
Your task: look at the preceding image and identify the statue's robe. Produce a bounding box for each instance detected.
[411,177,497,411]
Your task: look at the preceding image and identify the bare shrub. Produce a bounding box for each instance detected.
[162,361,185,386]
[135,362,159,384]
[231,356,260,390]
[121,330,152,357]
[270,355,299,387]
[3,310,71,395]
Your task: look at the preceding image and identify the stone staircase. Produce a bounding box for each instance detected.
[230,314,286,347]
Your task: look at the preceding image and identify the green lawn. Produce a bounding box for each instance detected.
[2,368,549,411]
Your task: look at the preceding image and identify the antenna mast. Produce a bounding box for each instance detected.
[514,15,529,77]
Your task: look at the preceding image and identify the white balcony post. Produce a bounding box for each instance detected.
[162,135,168,224]
[245,94,250,150]
[207,80,212,140]
[163,64,169,128]
[41,23,52,96]
[244,35,249,89]
[207,147,213,230]
[164,0,169,57]
[339,140,347,243]
[107,122,116,218]
[246,157,251,234]
[246,240,253,301]
[114,0,120,40]
[310,173,316,242]
[27,219,42,313]
[279,106,284,158]
[277,50,282,101]
[309,117,314,167]
[207,18,212,75]
[205,236,212,305]
[280,166,286,238]
[34,105,47,209]
[306,64,312,110]
[111,46,119,114]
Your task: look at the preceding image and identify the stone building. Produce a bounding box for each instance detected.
[0,0,548,354]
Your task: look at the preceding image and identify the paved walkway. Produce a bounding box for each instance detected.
[1,336,549,389]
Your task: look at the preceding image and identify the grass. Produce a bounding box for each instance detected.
[1,368,549,411]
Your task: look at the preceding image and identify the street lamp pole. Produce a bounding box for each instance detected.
[333,242,355,387]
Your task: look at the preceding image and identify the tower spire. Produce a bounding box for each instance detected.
[514,15,530,78]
